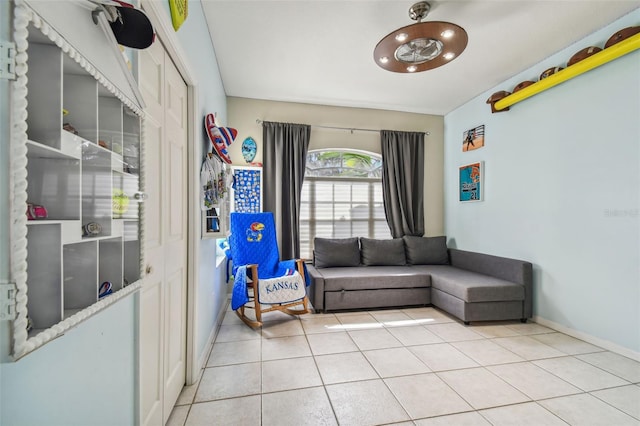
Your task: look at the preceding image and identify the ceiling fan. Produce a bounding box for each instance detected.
[374,1,468,73]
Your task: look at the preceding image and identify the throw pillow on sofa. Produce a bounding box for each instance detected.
[403,235,449,265]
[360,237,406,266]
[314,237,361,268]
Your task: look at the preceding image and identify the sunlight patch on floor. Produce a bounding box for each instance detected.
[326,318,435,330]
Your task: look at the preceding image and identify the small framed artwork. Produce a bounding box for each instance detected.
[459,162,484,202]
[231,166,263,213]
[462,124,485,152]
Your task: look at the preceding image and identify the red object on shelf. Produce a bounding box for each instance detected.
[26,203,48,220]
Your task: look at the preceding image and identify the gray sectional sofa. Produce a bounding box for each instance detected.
[306,236,532,324]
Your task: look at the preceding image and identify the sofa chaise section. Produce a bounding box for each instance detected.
[431,248,533,324]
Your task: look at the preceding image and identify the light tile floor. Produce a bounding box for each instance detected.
[168,304,640,426]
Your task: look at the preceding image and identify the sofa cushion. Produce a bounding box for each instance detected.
[427,265,524,303]
[314,237,361,268]
[360,238,406,266]
[403,235,449,265]
[316,266,431,291]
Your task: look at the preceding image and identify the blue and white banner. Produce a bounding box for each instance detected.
[257,271,306,305]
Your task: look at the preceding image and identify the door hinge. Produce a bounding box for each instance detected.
[0,41,16,81]
[0,281,18,320]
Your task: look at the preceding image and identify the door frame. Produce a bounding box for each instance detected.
[141,1,200,388]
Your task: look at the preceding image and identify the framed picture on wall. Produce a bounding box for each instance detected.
[462,124,485,152]
[459,162,484,202]
[231,166,263,213]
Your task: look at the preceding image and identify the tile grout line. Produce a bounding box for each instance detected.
[355,323,415,423]
[172,306,640,425]
[303,323,342,425]
[588,387,640,421]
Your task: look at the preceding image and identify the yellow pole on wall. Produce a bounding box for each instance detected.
[494,32,640,112]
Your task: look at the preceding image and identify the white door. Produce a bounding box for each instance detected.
[139,38,188,426]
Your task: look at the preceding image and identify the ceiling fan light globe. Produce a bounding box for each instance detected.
[441,29,455,38]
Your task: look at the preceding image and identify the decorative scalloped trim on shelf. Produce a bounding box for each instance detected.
[10,0,31,360]
[10,0,145,360]
[491,32,640,113]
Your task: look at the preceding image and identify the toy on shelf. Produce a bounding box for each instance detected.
[485,90,511,113]
[567,46,602,66]
[539,66,563,80]
[26,203,48,220]
[98,281,113,299]
[604,26,640,48]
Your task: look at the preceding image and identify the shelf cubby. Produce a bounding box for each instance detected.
[26,155,81,221]
[63,71,98,144]
[123,220,140,286]
[99,95,124,153]
[99,238,124,294]
[26,224,63,329]
[204,207,222,233]
[26,42,63,149]
[82,143,113,238]
[63,241,98,311]
[113,171,140,220]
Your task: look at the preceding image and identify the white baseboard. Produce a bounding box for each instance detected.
[533,315,640,362]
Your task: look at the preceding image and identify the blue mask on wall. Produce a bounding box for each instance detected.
[241,137,257,163]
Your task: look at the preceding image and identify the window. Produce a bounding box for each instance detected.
[299,149,391,258]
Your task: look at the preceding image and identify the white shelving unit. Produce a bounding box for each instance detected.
[22,22,142,336]
[201,158,231,239]
[203,205,226,235]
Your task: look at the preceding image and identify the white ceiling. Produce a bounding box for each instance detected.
[202,1,639,116]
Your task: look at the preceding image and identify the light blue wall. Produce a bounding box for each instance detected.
[444,10,640,353]
[0,3,138,424]
[1,296,137,426]
[156,0,229,370]
[1,1,229,425]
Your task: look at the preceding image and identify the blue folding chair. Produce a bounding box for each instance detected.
[229,212,310,327]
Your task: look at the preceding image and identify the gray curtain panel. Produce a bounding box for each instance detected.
[262,121,311,259]
[380,129,425,238]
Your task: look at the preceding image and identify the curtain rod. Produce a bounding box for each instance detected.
[255,119,430,136]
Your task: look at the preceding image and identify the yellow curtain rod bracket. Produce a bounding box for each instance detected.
[494,32,640,112]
